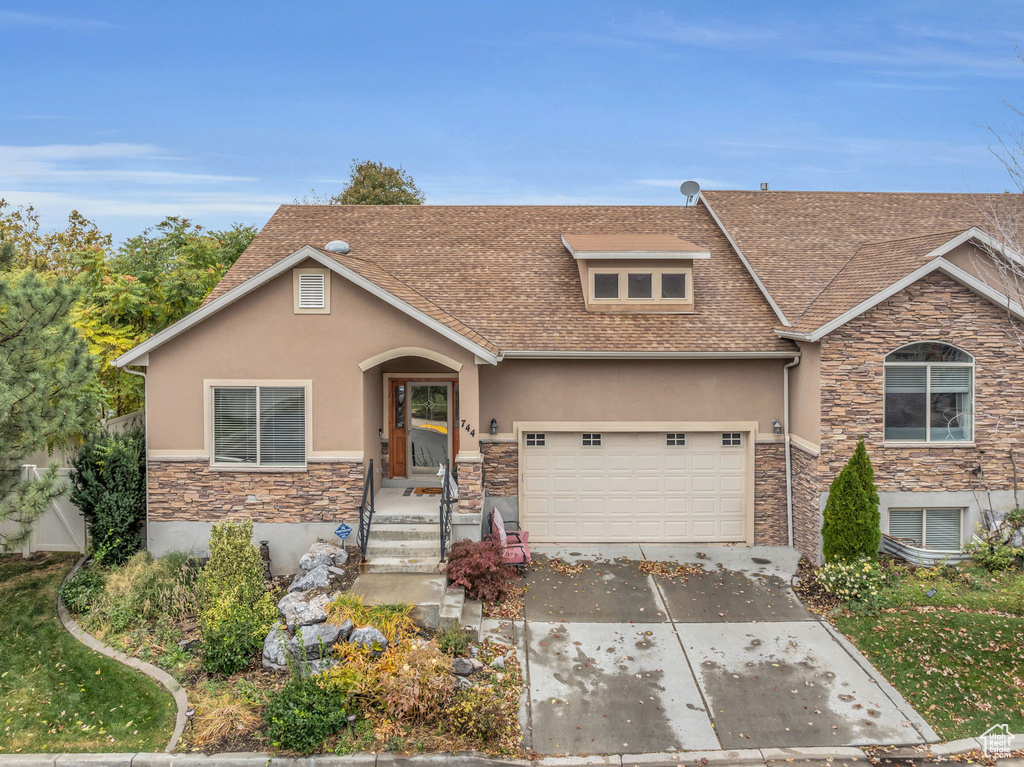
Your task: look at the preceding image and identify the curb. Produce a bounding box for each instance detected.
[56,557,190,754]
[2,738,1021,767]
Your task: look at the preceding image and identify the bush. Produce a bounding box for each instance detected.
[70,426,147,565]
[816,557,890,602]
[59,564,106,614]
[197,519,277,675]
[964,537,1023,572]
[821,439,881,563]
[264,675,349,754]
[327,593,414,643]
[83,551,198,632]
[444,684,520,750]
[443,539,518,602]
[436,622,473,656]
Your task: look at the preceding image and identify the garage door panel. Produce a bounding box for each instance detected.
[520,430,748,543]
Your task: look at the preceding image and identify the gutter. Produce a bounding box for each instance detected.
[498,350,801,360]
[123,367,149,552]
[783,355,800,548]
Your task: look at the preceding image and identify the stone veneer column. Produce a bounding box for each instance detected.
[455,454,483,515]
[753,441,789,546]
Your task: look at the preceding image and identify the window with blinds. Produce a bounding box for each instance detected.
[884,343,973,442]
[297,273,326,309]
[888,508,962,551]
[213,386,306,466]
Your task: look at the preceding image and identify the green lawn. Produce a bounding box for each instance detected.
[0,554,176,754]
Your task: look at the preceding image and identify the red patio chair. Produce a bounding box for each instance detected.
[490,507,530,567]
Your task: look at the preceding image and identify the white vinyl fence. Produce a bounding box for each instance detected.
[1,465,87,556]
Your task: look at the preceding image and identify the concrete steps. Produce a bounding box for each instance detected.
[370,523,439,541]
[362,556,443,574]
[365,540,441,558]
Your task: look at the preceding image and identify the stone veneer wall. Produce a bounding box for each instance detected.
[456,456,483,515]
[819,272,1024,494]
[790,443,822,563]
[481,440,518,497]
[380,440,389,480]
[753,442,788,546]
[147,460,364,523]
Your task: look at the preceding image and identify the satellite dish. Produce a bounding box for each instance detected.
[325,240,350,254]
[680,180,701,206]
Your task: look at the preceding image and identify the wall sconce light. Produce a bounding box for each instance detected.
[772,418,782,436]
[378,428,383,439]
[490,418,498,435]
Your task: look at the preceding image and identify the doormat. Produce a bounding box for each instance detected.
[413,487,443,495]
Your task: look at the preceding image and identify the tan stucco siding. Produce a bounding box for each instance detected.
[146,262,476,455]
[946,242,1024,299]
[789,341,821,447]
[479,358,786,434]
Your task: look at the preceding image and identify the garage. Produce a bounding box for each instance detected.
[519,430,750,543]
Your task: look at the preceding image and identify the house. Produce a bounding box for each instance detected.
[113,191,1024,571]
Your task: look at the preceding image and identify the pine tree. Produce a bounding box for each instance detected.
[821,439,881,562]
[0,241,99,550]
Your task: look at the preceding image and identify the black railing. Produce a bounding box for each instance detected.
[357,459,375,559]
[439,459,456,562]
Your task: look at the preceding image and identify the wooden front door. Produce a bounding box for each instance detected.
[387,377,460,479]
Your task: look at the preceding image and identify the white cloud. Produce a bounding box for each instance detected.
[0,9,116,32]
[632,177,742,190]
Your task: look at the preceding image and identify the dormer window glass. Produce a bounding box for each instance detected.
[661,273,687,299]
[594,272,619,299]
[627,273,653,299]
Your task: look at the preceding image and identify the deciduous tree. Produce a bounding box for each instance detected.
[296,160,425,206]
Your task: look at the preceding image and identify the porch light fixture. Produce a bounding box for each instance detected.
[490,418,498,436]
[772,418,782,435]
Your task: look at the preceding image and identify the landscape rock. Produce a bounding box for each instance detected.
[454,675,473,690]
[177,638,198,653]
[348,626,388,655]
[299,540,348,571]
[262,624,290,671]
[327,565,346,577]
[289,622,345,660]
[452,657,475,676]
[303,657,341,676]
[469,658,483,671]
[489,656,505,670]
[289,564,330,592]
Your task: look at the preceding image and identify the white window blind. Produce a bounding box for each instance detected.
[887,508,924,545]
[888,508,962,550]
[213,386,306,466]
[930,367,971,393]
[297,273,326,309]
[885,366,926,394]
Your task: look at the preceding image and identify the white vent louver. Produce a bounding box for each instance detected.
[297,273,326,309]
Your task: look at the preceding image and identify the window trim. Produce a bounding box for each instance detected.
[293,268,331,314]
[887,507,964,551]
[883,342,974,445]
[590,267,692,304]
[205,379,313,470]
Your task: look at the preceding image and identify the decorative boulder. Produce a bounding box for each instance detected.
[288,621,346,660]
[452,657,475,676]
[303,656,341,677]
[489,656,506,670]
[262,624,290,671]
[454,675,473,690]
[288,564,330,593]
[299,540,348,571]
[348,626,388,656]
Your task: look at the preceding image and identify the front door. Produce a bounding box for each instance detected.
[408,382,451,474]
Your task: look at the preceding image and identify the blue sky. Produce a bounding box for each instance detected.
[3,1,1024,243]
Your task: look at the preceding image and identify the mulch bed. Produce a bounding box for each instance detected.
[791,555,840,616]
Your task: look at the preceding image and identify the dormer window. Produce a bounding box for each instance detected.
[563,233,705,313]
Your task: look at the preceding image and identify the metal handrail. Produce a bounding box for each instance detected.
[439,459,455,562]
[357,459,374,559]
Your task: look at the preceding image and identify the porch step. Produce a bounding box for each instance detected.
[372,511,439,525]
[362,556,444,574]
[365,540,442,558]
[381,478,442,489]
[461,598,483,641]
[369,523,440,542]
[439,584,466,628]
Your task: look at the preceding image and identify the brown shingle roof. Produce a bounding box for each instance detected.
[208,204,794,354]
[701,190,1024,325]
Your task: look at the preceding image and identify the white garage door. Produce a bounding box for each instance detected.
[520,431,748,543]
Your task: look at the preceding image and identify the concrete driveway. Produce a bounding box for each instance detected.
[483,544,936,757]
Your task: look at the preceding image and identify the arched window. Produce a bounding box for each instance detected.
[884,342,973,442]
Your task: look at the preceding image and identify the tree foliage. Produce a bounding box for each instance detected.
[821,439,882,563]
[0,199,112,275]
[297,160,425,206]
[0,241,99,550]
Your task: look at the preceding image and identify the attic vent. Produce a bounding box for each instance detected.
[297,273,326,309]
[325,240,350,254]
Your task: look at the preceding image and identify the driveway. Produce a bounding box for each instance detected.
[482,544,936,757]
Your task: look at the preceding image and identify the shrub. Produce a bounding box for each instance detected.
[964,536,1023,572]
[197,519,277,675]
[59,564,106,614]
[264,675,349,754]
[436,622,473,656]
[444,684,520,751]
[444,539,518,602]
[327,593,414,642]
[821,439,881,563]
[816,557,890,602]
[188,681,263,749]
[70,426,146,565]
[84,551,198,632]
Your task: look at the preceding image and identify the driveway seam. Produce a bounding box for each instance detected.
[637,543,723,750]
[518,617,535,752]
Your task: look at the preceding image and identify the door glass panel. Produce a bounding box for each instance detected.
[410,384,449,470]
[394,384,405,430]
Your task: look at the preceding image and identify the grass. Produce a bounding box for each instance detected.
[835,610,1024,741]
[0,553,176,754]
[873,564,1024,613]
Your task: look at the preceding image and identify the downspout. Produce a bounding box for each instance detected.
[784,356,801,548]
[123,367,149,552]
